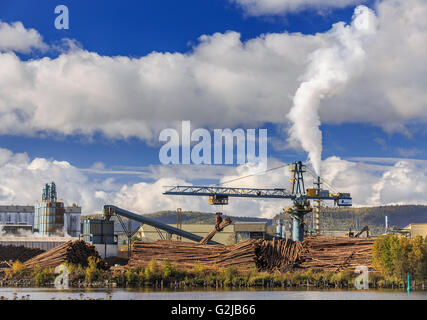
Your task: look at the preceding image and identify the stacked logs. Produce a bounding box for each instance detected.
[199,217,233,244]
[0,245,44,263]
[299,236,375,272]
[127,237,303,272]
[126,236,375,273]
[128,240,238,270]
[254,237,304,272]
[24,240,105,270]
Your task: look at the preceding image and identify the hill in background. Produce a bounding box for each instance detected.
[83,205,426,234]
[82,210,272,226]
[320,205,427,230]
[144,210,271,225]
[274,205,427,234]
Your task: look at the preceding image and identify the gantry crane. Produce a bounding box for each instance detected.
[163,161,352,241]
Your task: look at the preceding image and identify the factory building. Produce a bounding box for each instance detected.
[403,223,427,238]
[0,206,34,226]
[0,237,70,250]
[80,219,118,258]
[136,222,267,245]
[0,182,81,237]
[64,205,82,237]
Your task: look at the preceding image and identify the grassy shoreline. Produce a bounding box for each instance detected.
[1,234,425,290]
[0,259,425,290]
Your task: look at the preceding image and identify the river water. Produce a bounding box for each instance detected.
[0,287,426,300]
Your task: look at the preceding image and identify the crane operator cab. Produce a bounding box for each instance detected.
[336,193,352,206]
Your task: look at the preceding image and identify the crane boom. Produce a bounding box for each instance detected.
[163,185,351,203]
[162,161,352,241]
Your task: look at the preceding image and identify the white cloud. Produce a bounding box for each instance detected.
[0,147,105,212]
[0,0,425,143]
[230,0,364,16]
[0,31,320,140]
[0,21,47,53]
[1,146,427,218]
[287,5,378,176]
[323,0,427,133]
[109,156,427,217]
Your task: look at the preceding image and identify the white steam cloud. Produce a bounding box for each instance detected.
[287,5,377,175]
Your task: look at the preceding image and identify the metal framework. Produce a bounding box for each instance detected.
[103,205,221,245]
[163,161,352,242]
[115,214,140,258]
[164,186,290,199]
[164,185,348,202]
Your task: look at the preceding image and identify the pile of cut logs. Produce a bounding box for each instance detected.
[0,245,44,263]
[127,237,303,272]
[255,237,304,271]
[24,240,105,270]
[127,236,375,273]
[299,236,375,272]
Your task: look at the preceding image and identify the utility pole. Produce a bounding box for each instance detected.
[176,208,182,241]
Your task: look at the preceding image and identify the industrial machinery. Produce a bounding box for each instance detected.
[346,225,369,238]
[163,161,352,242]
[355,225,369,238]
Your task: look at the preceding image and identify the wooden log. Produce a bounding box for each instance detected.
[199,217,232,244]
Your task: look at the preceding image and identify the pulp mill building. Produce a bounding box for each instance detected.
[0,182,81,250]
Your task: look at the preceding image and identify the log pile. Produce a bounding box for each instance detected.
[24,240,105,270]
[255,237,304,272]
[0,245,44,263]
[299,236,375,272]
[126,236,375,273]
[199,217,232,244]
[127,237,303,272]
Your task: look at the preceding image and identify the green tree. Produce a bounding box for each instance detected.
[373,234,426,281]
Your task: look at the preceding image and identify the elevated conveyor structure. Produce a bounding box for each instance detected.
[103,205,221,245]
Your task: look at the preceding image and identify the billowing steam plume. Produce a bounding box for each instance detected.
[287,5,377,176]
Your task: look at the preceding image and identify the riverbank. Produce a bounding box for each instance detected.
[0,287,426,300]
[1,259,425,290]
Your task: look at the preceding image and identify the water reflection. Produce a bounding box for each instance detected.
[0,287,425,300]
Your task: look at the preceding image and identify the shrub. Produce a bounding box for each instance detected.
[373,234,427,281]
[34,268,55,287]
[148,259,159,275]
[85,256,103,282]
[193,261,207,275]
[64,262,85,282]
[4,260,26,279]
[162,260,177,278]
[144,259,160,281]
[125,269,138,285]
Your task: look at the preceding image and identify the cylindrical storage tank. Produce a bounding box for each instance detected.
[276,220,283,238]
[292,213,305,242]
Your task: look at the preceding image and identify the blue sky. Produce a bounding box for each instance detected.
[0,0,362,55]
[2,0,422,169]
[0,0,426,214]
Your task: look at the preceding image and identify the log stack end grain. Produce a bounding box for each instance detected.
[0,245,45,263]
[23,240,106,270]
